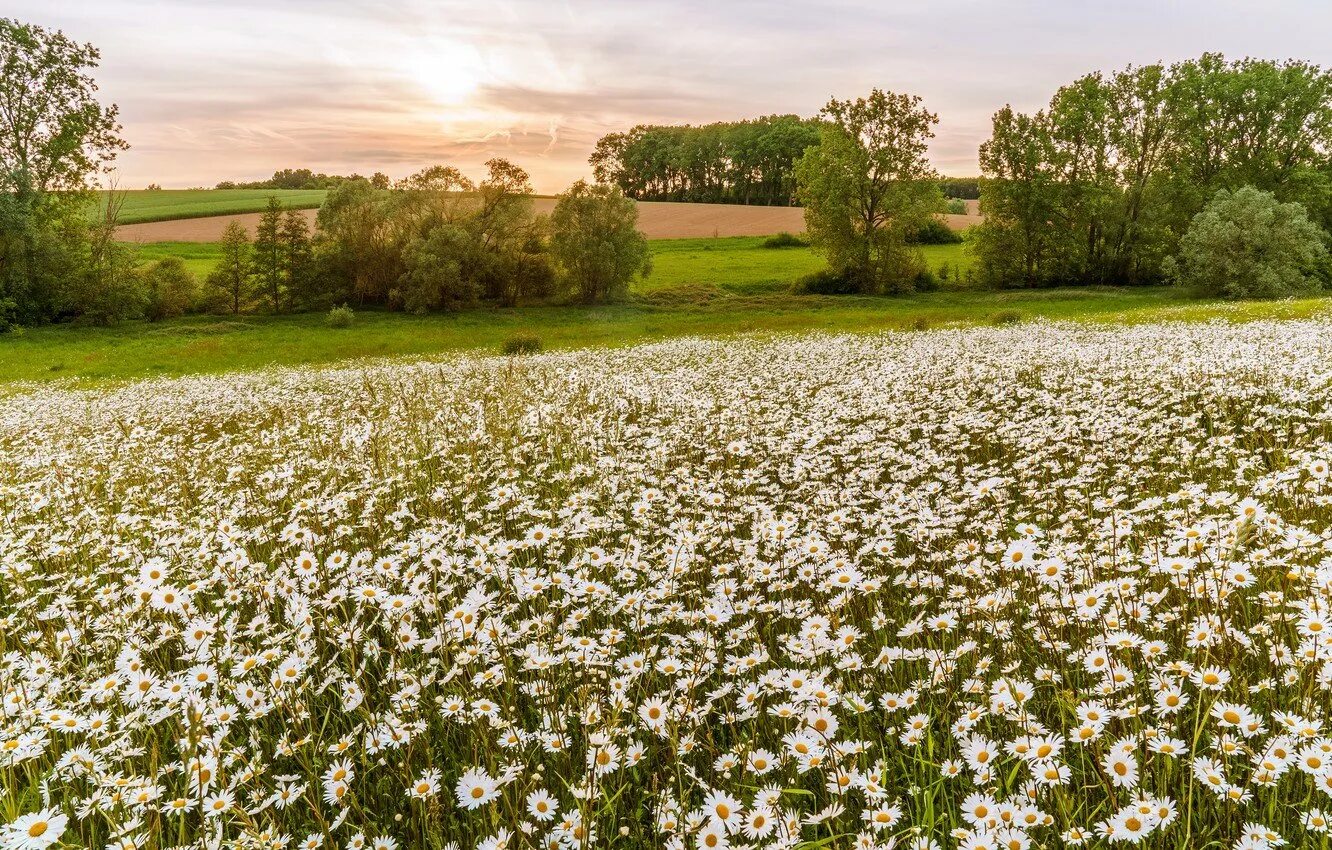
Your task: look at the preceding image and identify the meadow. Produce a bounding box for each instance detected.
[101,189,328,224]
[10,284,1332,387]
[5,319,1332,850]
[130,237,975,293]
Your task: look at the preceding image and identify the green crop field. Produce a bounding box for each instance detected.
[100,189,327,224]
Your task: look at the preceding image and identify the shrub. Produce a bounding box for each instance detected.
[990,309,1023,326]
[908,218,964,245]
[500,333,542,355]
[1167,185,1329,299]
[141,257,197,321]
[761,232,809,249]
[793,269,858,295]
[945,198,968,215]
[326,304,354,328]
[549,181,651,303]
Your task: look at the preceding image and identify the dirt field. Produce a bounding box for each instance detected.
[116,199,983,243]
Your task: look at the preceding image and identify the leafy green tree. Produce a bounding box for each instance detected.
[280,210,317,309]
[252,197,285,311]
[397,225,479,313]
[1166,186,1328,298]
[0,18,128,326]
[370,171,391,190]
[976,55,1332,289]
[794,89,941,294]
[590,115,821,205]
[549,181,651,303]
[206,221,253,314]
[316,178,402,303]
[141,256,197,321]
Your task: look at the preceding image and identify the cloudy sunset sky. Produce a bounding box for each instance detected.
[13,0,1332,193]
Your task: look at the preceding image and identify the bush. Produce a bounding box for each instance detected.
[761,232,809,249]
[908,218,964,245]
[990,309,1023,326]
[500,333,541,355]
[1167,185,1329,299]
[141,257,197,321]
[945,198,968,215]
[793,269,858,295]
[326,304,355,328]
[549,181,651,303]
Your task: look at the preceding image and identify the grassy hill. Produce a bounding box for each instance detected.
[101,189,327,224]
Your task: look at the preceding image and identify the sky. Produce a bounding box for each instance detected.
[14,0,1332,193]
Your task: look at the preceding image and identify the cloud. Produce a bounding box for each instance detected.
[12,0,1332,189]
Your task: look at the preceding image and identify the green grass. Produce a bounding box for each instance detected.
[127,237,977,291]
[4,286,1328,388]
[133,242,232,278]
[103,189,327,224]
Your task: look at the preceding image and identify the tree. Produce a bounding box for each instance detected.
[206,221,253,314]
[370,171,391,190]
[0,18,128,326]
[141,256,196,320]
[589,116,821,205]
[392,159,550,310]
[975,55,1332,288]
[316,178,401,303]
[548,181,651,303]
[280,210,316,309]
[794,89,941,294]
[1167,186,1328,298]
[251,197,285,311]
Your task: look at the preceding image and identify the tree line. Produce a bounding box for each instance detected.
[215,168,394,191]
[974,54,1332,290]
[590,116,823,205]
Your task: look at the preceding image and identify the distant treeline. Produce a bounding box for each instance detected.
[590,115,821,206]
[216,168,392,191]
[590,117,979,207]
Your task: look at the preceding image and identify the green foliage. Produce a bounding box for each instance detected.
[549,181,651,303]
[251,197,286,311]
[794,88,941,294]
[325,304,354,328]
[1167,186,1328,299]
[909,218,964,245]
[500,332,542,355]
[319,160,550,312]
[761,232,809,249]
[976,54,1332,288]
[216,168,367,191]
[990,308,1024,325]
[945,198,969,215]
[589,115,821,205]
[140,256,197,321]
[0,18,129,326]
[793,269,858,294]
[939,177,981,200]
[396,225,479,313]
[204,221,253,314]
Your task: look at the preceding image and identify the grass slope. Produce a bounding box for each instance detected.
[131,237,978,291]
[103,189,327,224]
[3,287,1327,388]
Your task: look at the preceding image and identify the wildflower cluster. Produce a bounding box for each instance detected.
[3,320,1332,850]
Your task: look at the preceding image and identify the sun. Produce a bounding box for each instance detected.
[406,41,484,107]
